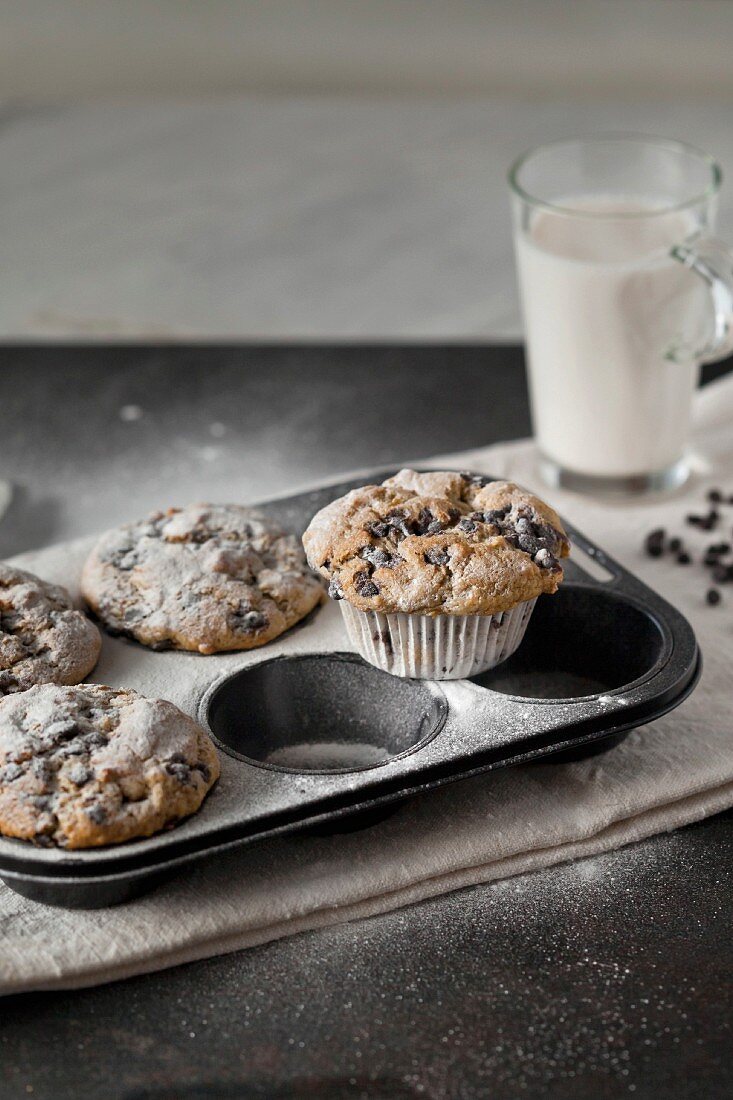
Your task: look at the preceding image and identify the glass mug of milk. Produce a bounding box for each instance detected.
[509,136,733,494]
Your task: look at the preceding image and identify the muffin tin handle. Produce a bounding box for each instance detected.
[563,522,623,585]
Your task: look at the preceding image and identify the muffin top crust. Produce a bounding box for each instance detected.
[302,469,570,616]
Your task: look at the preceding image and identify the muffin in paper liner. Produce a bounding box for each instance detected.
[339,597,537,680]
[303,468,570,682]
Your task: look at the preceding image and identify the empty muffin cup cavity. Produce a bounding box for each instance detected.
[472,585,668,699]
[204,653,447,772]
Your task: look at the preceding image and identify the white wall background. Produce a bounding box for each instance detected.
[3,0,733,100]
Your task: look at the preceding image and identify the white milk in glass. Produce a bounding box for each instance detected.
[516,197,709,477]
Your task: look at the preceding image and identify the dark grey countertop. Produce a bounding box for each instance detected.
[0,346,730,1100]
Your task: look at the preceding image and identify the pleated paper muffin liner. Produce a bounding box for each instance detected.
[338,597,537,680]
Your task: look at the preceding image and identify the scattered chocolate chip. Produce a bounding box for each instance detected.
[677,552,692,565]
[196,763,211,782]
[424,547,450,566]
[712,563,733,584]
[85,804,107,825]
[367,521,390,539]
[644,530,665,557]
[708,489,723,503]
[706,588,722,606]
[668,537,682,553]
[354,571,380,598]
[686,514,703,527]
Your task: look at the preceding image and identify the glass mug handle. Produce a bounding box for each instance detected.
[671,237,733,362]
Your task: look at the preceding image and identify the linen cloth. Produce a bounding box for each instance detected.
[1,374,732,995]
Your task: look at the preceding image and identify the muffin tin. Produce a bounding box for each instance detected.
[0,471,701,908]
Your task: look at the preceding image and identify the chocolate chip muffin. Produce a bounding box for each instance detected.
[303,469,570,679]
[0,683,220,848]
[81,504,324,654]
[1,563,101,696]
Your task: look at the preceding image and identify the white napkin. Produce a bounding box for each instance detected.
[1,375,732,996]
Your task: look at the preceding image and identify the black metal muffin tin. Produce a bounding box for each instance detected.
[0,472,701,908]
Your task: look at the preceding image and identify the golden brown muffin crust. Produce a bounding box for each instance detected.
[303,469,570,616]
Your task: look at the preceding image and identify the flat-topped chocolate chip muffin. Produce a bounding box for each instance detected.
[0,683,220,848]
[303,469,570,679]
[82,504,324,654]
[0,564,101,696]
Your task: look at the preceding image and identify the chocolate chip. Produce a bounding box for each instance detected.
[195,762,211,782]
[386,510,413,539]
[354,571,380,598]
[359,546,395,569]
[668,537,682,553]
[233,608,267,631]
[677,551,692,565]
[712,563,733,583]
[460,472,492,487]
[534,548,559,571]
[483,508,510,525]
[367,521,390,539]
[165,761,192,783]
[414,508,434,535]
[424,547,450,566]
[68,764,92,787]
[32,758,53,785]
[328,576,344,601]
[706,588,722,606]
[708,489,723,503]
[457,518,477,533]
[85,804,107,825]
[644,530,665,557]
[686,514,704,527]
[84,732,109,748]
